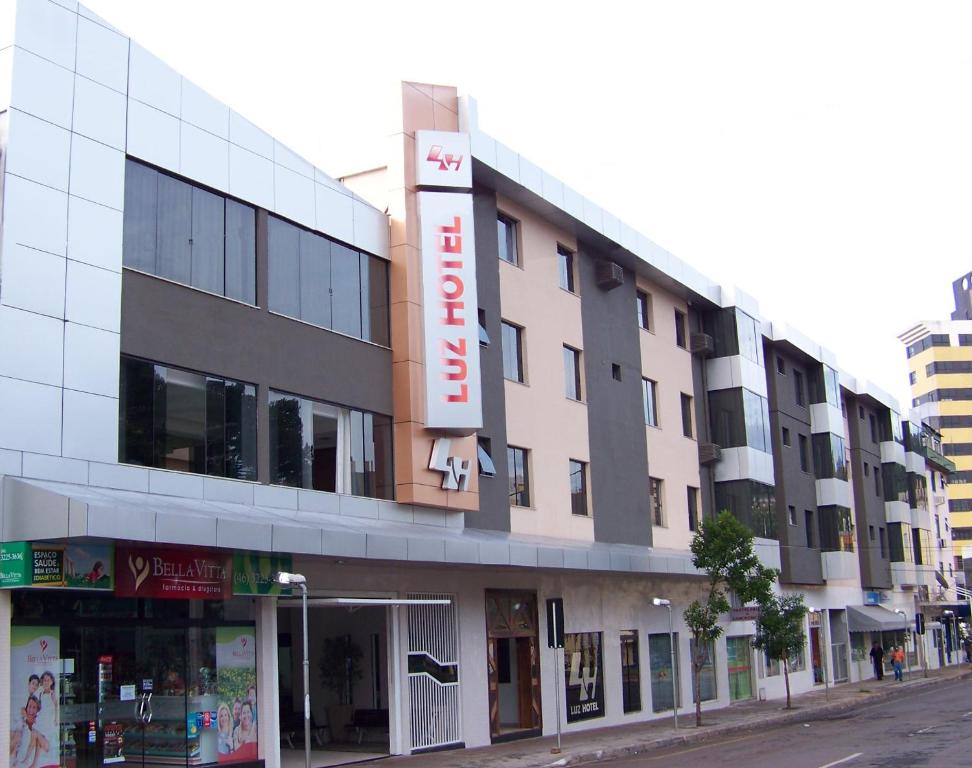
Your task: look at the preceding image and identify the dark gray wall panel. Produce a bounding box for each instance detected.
[689,307,715,523]
[468,184,511,532]
[579,247,652,546]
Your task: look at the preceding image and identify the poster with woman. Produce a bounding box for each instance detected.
[8,627,60,768]
[215,627,258,763]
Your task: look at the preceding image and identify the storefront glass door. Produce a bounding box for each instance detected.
[726,636,753,702]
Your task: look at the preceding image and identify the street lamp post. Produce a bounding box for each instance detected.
[276,571,310,768]
[652,598,678,730]
[943,610,955,665]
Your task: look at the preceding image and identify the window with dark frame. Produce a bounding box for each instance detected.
[681,393,693,438]
[564,345,583,401]
[674,309,687,348]
[794,369,805,406]
[478,437,496,477]
[620,630,642,713]
[643,379,659,427]
[788,505,797,526]
[569,459,588,516]
[497,213,519,265]
[776,356,785,375]
[501,321,525,382]
[874,466,881,497]
[508,446,530,507]
[798,434,809,472]
[782,427,791,446]
[558,245,576,293]
[869,414,878,443]
[650,477,664,526]
[805,510,814,549]
[637,291,653,331]
[687,486,699,532]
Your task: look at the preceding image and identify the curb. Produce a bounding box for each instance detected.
[548,670,972,767]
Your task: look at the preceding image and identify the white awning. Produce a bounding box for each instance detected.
[847,605,909,632]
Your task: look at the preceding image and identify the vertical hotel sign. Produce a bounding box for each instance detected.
[415,130,482,433]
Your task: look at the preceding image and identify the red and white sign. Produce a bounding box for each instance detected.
[418,191,482,432]
[416,130,472,189]
[115,545,232,600]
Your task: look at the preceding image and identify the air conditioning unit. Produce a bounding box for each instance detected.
[699,442,722,465]
[690,333,715,357]
[595,260,624,290]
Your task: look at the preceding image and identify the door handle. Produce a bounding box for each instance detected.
[135,693,143,722]
[144,693,153,724]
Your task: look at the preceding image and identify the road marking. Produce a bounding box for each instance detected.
[817,754,862,768]
[639,733,761,761]
[915,725,938,734]
[963,711,972,718]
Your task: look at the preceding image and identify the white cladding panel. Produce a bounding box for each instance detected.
[418,191,482,432]
[415,130,472,189]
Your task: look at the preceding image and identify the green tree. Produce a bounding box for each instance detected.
[751,593,808,710]
[684,511,777,726]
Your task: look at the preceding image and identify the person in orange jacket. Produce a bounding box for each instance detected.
[892,646,905,681]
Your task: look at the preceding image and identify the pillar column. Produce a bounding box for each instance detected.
[255,597,280,768]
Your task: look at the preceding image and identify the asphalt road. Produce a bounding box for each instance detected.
[601,678,972,768]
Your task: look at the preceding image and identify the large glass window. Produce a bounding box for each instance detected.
[714,480,776,539]
[267,215,389,345]
[812,433,848,480]
[818,506,854,552]
[908,472,928,511]
[119,356,257,480]
[648,632,680,712]
[888,522,914,563]
[882,462,908,503]
[122,159,256,303]
[702,308,760,363]
[620,630,641,713]
[808,364,840,407]
[690,638,717,703]
[268,390,393,499]
[709,388,771,453]
[726,636,754,702]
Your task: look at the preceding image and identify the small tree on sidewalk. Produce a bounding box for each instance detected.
[684,511,777,726]
[751,594,808,710]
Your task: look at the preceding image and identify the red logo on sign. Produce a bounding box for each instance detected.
[240,637,248,649]
[427,145,463,172]
[39,639,48,654]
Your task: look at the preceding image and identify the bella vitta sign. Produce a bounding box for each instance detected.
[415,130,482,434]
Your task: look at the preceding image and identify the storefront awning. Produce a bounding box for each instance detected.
[0,476,702,577]
[847,605,909,632]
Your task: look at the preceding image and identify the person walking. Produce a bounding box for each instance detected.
[892,646,905,681]
[870,641,885,680]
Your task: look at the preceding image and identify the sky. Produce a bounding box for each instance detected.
[84,0,972,411]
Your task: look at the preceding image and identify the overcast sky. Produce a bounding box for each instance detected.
[85,0,972,412]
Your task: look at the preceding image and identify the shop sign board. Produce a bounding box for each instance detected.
[233,552,293,595]
[0,541,114,590]
[563,631,604,723]
[216,626,259,763]
[415,130,472,190]
[418,190,482,432]
[10,626,61,767]
[116,545,232,600]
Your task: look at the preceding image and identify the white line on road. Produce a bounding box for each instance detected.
[817,754,862,768]
[963,711,972,718]
[915,725,938,734]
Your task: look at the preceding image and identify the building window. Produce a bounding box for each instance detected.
[879,527,887,558]
[269,390,393,499]
[620,630,642,713]
[649,633,680,712]
[874,466,882,497]
[674,309,687,349]
[863,462,870,477]
[643,379,659,427]
[776,356,785,375]
[869,525,875,541]
[119,356,257,481]
[909,371,917,385]
[497,213,519,265]
[714,480,776,539]
[788,505,797,526]
[650,477,664,526]
[869,414,878,443]
[478,308,490,346]
[558,245,576,293]
[267,214,390,345]
[793,370,805,406]
[612,363,623,382]
[569,459,588,516]
[708,388,772,454]
[805,510,814,549]
[501,321,525,382]
[478,437,496,477]
[637,291,653,331]
[782,427,791,446]
[508,446,530,507]
[798,434,809,472]
[564,345,583,401]
[681,393,694,438]
[688,487,699,532]
[690,639,717,703]
[123,159,257,304]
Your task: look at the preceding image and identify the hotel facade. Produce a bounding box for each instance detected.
[0,2,965,768]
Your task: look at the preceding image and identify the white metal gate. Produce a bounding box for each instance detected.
[407,592,461,750]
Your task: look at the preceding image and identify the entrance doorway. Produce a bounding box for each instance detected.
[277,603,390,767]
[485,591,541,742]
[809,626,824,684]
[726,636,754,702]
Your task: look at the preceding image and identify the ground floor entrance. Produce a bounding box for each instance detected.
[485,591,541,742]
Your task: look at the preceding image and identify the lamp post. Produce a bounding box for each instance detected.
[808,607,828,700]
[276,571,310,768]
[652,598,677,730]
[943,609,955,665]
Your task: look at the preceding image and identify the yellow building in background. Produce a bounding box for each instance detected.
[901,273,972,580]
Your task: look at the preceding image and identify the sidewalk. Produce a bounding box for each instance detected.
[379,664,972,768]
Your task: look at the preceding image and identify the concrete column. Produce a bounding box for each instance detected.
[0,590,10,762]
[255,597,280,768]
